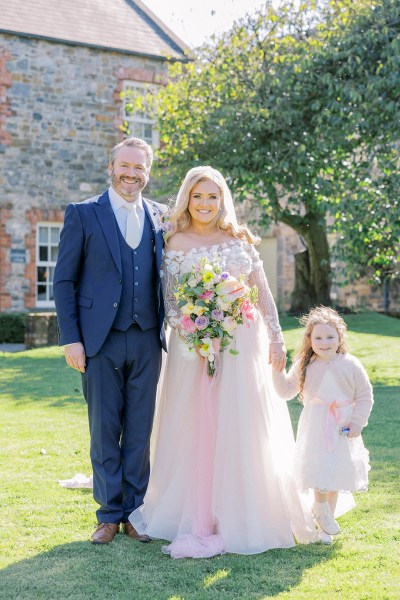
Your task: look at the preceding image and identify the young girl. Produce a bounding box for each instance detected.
[272,306,373,544]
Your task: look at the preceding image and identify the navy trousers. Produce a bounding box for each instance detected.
[82,325,162,524]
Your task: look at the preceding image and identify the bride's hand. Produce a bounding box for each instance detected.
[269,342,286,372]
[194,346,204,359]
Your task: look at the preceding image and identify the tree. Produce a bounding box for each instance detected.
[325,0,400,305]
[333,148,400,310]
[127,0,400,311]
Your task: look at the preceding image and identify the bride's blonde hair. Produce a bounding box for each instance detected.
[164,166,260,245]
[295,306,348,401]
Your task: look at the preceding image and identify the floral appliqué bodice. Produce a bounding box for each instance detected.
[161,239,284,344]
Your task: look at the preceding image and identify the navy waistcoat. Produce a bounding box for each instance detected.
[112,211,158,332]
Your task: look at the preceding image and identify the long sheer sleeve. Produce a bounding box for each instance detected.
[161,262,180,330]
[247,245,285,344]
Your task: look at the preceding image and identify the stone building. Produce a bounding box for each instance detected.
[0,0,188,313]
[0,0,396,318]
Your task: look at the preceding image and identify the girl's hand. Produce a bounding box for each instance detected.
[269,342,286,372]
[347,423,362,438]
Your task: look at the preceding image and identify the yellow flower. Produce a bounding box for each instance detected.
[181,303,195,315]
[192,304,206,316]
[202,271,215,284]
[199,337,215,358]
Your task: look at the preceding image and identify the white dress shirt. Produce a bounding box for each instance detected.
[108,185,145,241]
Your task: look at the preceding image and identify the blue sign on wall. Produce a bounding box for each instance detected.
[11,249,26,263]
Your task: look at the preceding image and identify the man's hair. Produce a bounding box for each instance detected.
[109,137,154,170]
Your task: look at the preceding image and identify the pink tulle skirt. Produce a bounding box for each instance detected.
[130,320,318,558]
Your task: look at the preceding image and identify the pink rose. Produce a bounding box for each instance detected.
[180,315,197,333]
[241,299,258,327]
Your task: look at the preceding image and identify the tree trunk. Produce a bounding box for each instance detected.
[303,215,331,305]
[290,249,315,313]
[281,212,331,313]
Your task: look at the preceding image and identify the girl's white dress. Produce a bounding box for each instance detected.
[273,354,373,496]
[130,239,317,558]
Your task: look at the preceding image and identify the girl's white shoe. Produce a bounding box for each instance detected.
[317,528,333,544]
[312,502,341,535]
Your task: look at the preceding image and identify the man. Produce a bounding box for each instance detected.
[54,137,167,544]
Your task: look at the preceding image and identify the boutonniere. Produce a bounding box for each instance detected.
[149,204,163,230]
[159,209,173,240]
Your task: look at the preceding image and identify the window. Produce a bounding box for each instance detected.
[36,223,62,307]
[122,81,160,147]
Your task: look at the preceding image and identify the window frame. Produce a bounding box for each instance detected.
[122,80,160,147]
[35,222,62,308]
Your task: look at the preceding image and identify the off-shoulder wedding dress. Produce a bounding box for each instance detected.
[129,239,317,558]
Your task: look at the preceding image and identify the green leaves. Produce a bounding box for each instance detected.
[143,0,399,308]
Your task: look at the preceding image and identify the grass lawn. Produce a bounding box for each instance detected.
[0,312,399,599]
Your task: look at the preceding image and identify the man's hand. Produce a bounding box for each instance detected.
[269,342,287,372]
[64,342,86,373]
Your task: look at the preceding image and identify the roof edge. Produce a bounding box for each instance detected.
[129,0,190,54]
[0,29,190,62]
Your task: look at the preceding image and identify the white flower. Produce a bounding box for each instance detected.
[188,276,199,288]
[167,262,181,275]
[198,337,215,358]
[216,296,231,311]
[221,316,238,335]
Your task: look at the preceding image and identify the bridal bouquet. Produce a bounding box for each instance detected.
[174,257,258,376]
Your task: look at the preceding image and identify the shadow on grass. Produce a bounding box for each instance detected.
[0,352,84,407]
[0,537,335,600]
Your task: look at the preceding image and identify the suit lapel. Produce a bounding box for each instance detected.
[143,199,163,274]
[93,191,122,273]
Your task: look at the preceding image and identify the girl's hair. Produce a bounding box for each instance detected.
[295,306,348,400]
[164,166,260,245]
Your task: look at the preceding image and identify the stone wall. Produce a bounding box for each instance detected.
[25,312,58,348]
[273,222,399,313]
[0,33,397,315]
[0,33,169,311]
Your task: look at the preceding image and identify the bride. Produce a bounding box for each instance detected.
[129,166,317,558]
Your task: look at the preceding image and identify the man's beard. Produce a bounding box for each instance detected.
[112,173,145,197]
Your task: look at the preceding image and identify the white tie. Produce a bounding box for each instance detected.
[125,204,141,249]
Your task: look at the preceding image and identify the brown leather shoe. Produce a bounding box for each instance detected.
[123,521,151,543]
[90,522,120,544]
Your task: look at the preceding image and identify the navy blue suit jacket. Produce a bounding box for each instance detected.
[53,191,167,356]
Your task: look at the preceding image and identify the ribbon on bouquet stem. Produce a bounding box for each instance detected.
[207,338,222,377]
